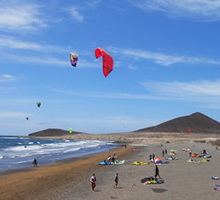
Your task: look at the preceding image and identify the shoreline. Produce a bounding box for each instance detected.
[0,137,127,173]
[1,134,220,200]
[0,145,135,200]
[28,132,220,143]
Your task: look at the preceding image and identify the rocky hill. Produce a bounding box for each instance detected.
[28,112,220,137]
[28,128,86,137]
[135,112,220,134]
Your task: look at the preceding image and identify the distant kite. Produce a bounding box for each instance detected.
[36,102,41,107]
[69,128,73,134]
[95,48,114,77]
[70,53,78,67]
[26,117,29,120]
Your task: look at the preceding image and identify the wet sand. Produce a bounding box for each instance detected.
[1,137,220,200]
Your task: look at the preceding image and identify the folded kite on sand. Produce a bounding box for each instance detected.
[154,157,170,164]
[133,161,151,165]
[213,185,220,190]
[111,160,125,165]
[141,176,164,185]
[212,176,219,180]
[99,161,111,165]
[187,158,207,164]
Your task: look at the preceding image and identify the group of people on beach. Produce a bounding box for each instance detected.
[106,154,117,162]
[148,153,162,180]
[90,150,163,191]
[90,173,119,191]
[90,153,119,191]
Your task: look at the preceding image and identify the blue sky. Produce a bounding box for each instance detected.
[1,0,220,136]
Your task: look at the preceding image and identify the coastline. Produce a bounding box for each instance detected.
[29,132,220,144]
[0,145,134,200]
[1,133,220,200]
[0,137,125,172]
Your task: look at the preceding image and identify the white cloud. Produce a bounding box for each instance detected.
[0,35,69,53]
[67,7,84,22]
[0,52,98,68]
[128,0,220,21]
[54,79,220,104]
[128,65,138,70]
[54,89,160,100]
[0,74,15,82]
[65,1,103,22]
[140,79,220,97]
[0,2,47,32]
[109,47,220,66]
[0,36,50,51]
[0,111,29,118]
[5,54,68,67]
[85,0,102,8]
[50,115,150,134]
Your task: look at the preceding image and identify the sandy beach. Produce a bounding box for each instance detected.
[1,136,220,200]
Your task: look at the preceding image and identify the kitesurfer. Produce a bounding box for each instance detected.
[33,158,38,167]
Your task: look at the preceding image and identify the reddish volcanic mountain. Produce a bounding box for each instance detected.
[136,112,220,134]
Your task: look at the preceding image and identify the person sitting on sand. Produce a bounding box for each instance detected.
[113,173,119,188]
[111,154,117,163]
[90,174,96,191]
[107,155,112,162]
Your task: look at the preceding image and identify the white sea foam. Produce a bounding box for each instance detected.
[0,138,115,172]
[63,147,80,153]
[15,159,33,164]
[1,137,18,139]
[6,145,43,151]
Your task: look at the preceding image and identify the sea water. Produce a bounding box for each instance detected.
[0,136,118,172]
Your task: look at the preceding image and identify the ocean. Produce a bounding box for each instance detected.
[0,136,118,172]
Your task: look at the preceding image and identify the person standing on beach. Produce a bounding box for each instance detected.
[32,158,38,167]
[155,164,161,179]
[152,153,155,161]
[165,149,167,155]
[90,174,96,191]
[189,150,192,157]
[113,173,119,188]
